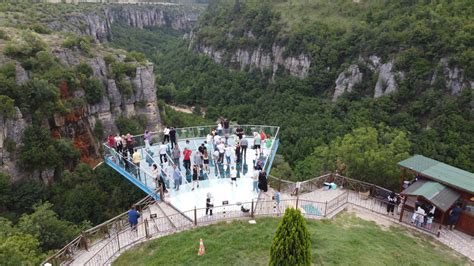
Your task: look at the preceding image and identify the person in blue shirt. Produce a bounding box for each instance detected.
[128,205,140,231]
[448,202,463,230]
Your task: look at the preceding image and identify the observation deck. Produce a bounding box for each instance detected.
[103,124,280,218]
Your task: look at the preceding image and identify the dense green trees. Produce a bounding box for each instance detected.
[270,208,311,266]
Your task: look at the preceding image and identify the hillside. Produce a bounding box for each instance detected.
[108,0,473,188]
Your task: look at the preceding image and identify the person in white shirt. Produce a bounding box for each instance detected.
[224,144,233,165]
[230,166,237,187]
[253,132,262,156]
[159,141,168,164]
[217,122,223,136]
[163,127,170,143]
[217,141,225,163]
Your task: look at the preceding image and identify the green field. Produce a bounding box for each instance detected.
[113,212,468,266]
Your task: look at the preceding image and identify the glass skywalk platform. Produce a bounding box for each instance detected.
[103,125,280,217]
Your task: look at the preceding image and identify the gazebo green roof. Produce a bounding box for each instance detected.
[398,155,474,194]
[401,180,460,211]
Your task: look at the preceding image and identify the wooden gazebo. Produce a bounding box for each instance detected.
[398,155,474,236]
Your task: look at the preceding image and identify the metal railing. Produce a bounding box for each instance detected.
[43,172,446,266]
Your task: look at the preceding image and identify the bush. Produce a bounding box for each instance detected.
[115,115,147,135]
[125,51,147,64]
[270,208,311,266]
[29,23,51,34]
[93,120,104,140]
[103,54,116,65]
[62,35,92,55]
[111,61,136,79]
[83,78,105,105]
[4,30,46,58]
[116,78,133,97]
[75,63,93,78]
[0,29,8,40]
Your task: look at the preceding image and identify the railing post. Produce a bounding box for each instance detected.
[324,201,328,217]
[145,219,150,239]
[80,231,89,251]
[296,194,299,209]
[194,207,197,226]
[116,230,120,251]
[251,200,254,218]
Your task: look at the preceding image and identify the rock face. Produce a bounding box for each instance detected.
[332,56,405,100]
[332,65,363,101]
[48,5,199,42]
[439,58,473,94]
[0,47,160,180]
[197,44,311,79]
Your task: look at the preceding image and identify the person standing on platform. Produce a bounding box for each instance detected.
[132,148,141,180]
[235,143,241,164]
[203,149,210,175]
[152,164,167,193]
[172,145,181,170]
[240,137,248,161]
[253,132,261,156]
[169,127,177,149]
[252,169,259,193]
[144,130,152,149]
[108,134,115,149]
[217,121,223,136]
[236,126,244,140]
[230,166,237,187]
[217,141,225,164]
[224,144,232,165]
[183,147,192,172]
[159,141,168,164]
[126,133,134,155]
[173,164,181,191]
[163,126,170,143]
[192,165,200,191]
[258,171,268,192]
[386,192,397,215]
[194,149,203,172]
[213,149,220,177]
[115,134,122,153]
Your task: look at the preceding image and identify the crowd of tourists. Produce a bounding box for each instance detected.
[107,118,273,196]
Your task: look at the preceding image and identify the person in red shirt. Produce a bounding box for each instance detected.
[183,148,192,172]
[108,135,115,149]
[260,131,266,142]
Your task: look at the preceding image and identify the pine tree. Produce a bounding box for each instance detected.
[269,208,311,266]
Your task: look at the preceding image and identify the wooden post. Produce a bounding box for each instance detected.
[159,184,164,201]
[116,230,120,251]
[80,232,89,251]
[399,196,407,222]
[194,207,197,226]
[251,200,254,218]
[145,219,150,239]
[296,194,299,209]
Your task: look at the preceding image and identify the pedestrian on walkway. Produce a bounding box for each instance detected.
[128,205,140,232]
[183,147,192,172]
[448,202,462,230]
[253,132,261,156]
[258,171,268,192]
[206,193,214,216]
[203,149,210,175]
[230,166,237,187]
[386,192,397,215]
[224,144,232,165]
[235,143,241,164]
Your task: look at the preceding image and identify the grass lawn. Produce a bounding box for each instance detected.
[113,212,468,266]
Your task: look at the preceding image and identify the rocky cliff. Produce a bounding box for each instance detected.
[332,55,473,101]
[196,43,311,80]
[0,36,159,181]
[47,5,200,42]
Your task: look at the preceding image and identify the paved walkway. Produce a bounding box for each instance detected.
[69,188,473,265]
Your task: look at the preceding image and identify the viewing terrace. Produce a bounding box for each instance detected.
[103,124,280,218]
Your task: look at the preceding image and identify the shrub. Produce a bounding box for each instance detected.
[93,120,104,140]
[75,63,93,78]
[62,35,92,55]
[83,78,105,105]
[0,29,8,40]
[111,61,136,79]
[269,208,311,266]
[29,23,52,34]
[103,54,116,66]
[125,51,147,64]
[0,63,16,80]
[4,30,46,58]
[115,115,147,135]
[116,78,133,97]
